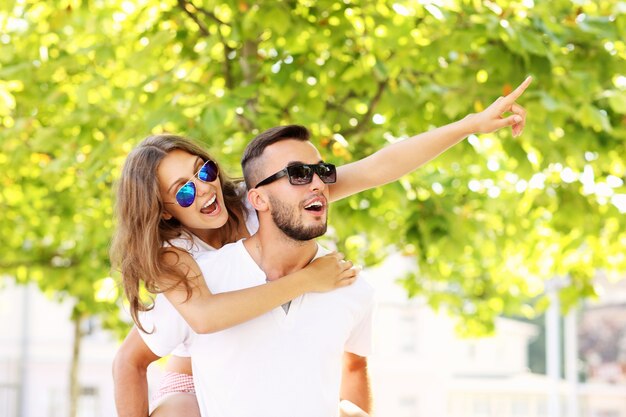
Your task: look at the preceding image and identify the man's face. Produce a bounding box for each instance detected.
[256,139,330,241]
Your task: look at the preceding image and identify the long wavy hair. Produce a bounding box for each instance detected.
[110,134,246,332]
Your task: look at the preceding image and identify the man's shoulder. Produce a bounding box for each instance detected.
[314,243,331,257]
[314,243,374,299]
[349,271,375,303]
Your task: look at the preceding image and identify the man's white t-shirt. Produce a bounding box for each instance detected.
[189,240,375,417]
[137,191,259,357]
[135,189,375,416]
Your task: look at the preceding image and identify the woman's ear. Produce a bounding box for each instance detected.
[247,188,269,212]
[161,210,173,220]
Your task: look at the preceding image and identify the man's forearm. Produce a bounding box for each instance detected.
[341,369,371,413]
[112,329,159,417]
[341,353,372,413]
[113,362,150,417]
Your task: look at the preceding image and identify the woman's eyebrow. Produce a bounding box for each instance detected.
[167,157,203,194]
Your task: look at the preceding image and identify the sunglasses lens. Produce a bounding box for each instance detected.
[197,160,219,182]
[176,181,196,207]
[288,165,313,185]
[317,164,336,183]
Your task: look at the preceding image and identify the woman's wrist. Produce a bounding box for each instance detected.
[291,268,316,294]
[269,268,313,297]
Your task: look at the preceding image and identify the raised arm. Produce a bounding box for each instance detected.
[161,249,358,334]
[329,76,532,202]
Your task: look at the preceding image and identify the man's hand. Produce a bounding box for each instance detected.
[469,76,532,137]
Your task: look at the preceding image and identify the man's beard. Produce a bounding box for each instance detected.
[269,195,327,241]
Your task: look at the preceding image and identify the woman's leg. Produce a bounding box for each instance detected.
[149,371,199,417]
[151,393,199,417]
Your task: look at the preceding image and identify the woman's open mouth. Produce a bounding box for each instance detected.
[200,195,219,215]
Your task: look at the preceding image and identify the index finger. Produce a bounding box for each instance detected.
[504,75,533,103]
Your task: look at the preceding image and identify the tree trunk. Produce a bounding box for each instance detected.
[68,313,84,417]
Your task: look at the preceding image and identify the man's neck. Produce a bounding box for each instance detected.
[243,229,318,281]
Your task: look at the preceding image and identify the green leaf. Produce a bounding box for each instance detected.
[607,91,626,114]
[577,104,612,132]
[0,0,624,341]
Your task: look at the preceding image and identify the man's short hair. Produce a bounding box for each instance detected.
[241,125,311,189]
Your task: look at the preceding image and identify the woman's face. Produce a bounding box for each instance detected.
[158,149,229,234]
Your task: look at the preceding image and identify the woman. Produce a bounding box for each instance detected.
[112,76,531,417]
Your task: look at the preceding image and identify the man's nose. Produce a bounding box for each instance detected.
[308,172,327,191]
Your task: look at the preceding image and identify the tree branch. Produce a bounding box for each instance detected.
[176,0,234,89]
[183,0,228,26]
[341,80,387,137]
[177,0,210,36]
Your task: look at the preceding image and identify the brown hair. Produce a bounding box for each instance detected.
[241,125,311,189]
[110,134,246,332]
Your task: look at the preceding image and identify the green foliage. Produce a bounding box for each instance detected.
[1,0,624,336]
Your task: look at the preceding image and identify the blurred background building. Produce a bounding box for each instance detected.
[367,257,626,417]
[1,256,625,417]
[0,276,116,417]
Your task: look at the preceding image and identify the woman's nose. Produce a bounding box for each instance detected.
[193,177,212,197]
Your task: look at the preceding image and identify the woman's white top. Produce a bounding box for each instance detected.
[137,188,258,357]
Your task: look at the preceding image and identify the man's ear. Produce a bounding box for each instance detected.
[247,188,270,212]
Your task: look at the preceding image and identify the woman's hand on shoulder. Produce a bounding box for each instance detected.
[304,252,360,293]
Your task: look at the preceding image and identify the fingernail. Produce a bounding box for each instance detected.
[514,116,522,123]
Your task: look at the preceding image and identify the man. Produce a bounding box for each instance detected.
[188,125,375,416]
[113,76,532,416]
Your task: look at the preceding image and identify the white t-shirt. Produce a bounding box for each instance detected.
[138,190,259,357]
[190,240,375,417]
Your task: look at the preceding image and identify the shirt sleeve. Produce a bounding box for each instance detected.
[344,276,376,357]
[137,294,193,358]
[170,343,191,357]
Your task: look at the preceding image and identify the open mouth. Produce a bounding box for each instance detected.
[304,200,325,213]
[200,194,219,215]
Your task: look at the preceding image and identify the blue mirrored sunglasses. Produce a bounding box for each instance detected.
[165,160,219,208]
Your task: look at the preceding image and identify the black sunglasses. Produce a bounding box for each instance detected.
[254,163,337,188]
